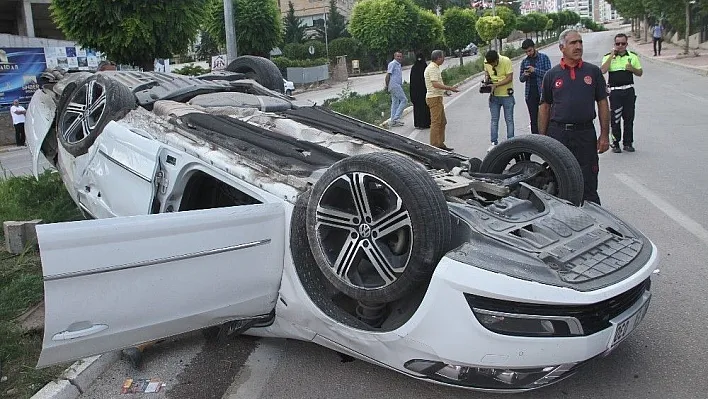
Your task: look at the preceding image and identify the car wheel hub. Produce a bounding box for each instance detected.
[314,172,413,290]
[61,80,107,144]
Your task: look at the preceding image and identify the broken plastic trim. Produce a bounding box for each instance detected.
[403,359,580,390]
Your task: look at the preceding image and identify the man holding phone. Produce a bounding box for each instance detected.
[519,39,552,135]
[601,33,643,153]
[484,50,515,151]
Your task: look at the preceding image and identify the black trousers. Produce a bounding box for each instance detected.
[14,123,26,146]
[526,88,540,135]
[609,88,636,146]
[653,38,662,55]
[548,125,601,205]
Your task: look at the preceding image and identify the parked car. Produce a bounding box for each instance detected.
[26,55,656,392]
[283,78,295,96]
[456,42,479,57]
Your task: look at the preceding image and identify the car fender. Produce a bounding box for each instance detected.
[26,89,57,178]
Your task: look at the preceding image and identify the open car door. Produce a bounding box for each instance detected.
[36,203,285,367]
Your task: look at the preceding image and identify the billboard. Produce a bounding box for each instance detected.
[0,47,46,107]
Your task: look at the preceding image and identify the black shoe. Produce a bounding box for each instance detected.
[611,142,621,153]
[623,145,635,152]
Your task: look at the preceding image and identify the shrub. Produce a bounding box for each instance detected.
[172,64,211,76]
[282,42,308,60]
[328,37,363,61]
[303,40,327,59]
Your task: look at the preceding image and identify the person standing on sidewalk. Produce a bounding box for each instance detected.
[652,21,665,56]
[519,39,552,135]
[539,29,610,205]
[601,33,643,153]
[385,51,407,127]
[484,50,515,151]
[410,53,431,129]
[424,50,459,151]
[10,99,27,146]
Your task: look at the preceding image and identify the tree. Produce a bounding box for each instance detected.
[205,0,282,57]
[476,16,505,50]
[442,7,479,61]
[326,0,349,41]
[50,0,207,71]
[349,0,420,65]
[195,30,221,62]
[483,6,516,50]
[527,12,548,41]
[412,9,444,56]
[284,1,306,44]
[516,15,534,38]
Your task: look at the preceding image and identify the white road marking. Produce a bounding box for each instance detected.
[615,173,708,247]
[222,338,286,399]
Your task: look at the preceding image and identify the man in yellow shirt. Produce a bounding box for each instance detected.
[483,50,515,151]
[424,50,459,151]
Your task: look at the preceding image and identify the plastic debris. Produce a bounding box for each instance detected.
[121,378,165,394]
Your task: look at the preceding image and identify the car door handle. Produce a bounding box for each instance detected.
[51,324,109,341]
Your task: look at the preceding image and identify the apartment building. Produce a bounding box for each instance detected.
[521,0,559,14]
[0,0,65,40]
[277,0,354,28]
[560,0,592,19]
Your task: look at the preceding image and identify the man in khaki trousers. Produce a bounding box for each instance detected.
[424,50,459,151]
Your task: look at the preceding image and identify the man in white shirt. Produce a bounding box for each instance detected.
[10,99,27,146]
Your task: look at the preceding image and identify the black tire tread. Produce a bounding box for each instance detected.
[226,56,285,94]
[480,135,584,205]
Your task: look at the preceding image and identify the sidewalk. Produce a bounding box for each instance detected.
[629,34,708,75]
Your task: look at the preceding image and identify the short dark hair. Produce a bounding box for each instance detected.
[614,33,628,41]
[521,39,535,49]
[485,50,499,64]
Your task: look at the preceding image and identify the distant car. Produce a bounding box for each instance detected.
[25,55,657,392]
[283,78,295,96]
[456,42,479,57]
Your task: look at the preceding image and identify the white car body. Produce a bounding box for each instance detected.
[26,66,657,392]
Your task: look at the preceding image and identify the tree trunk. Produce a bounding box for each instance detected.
[643,15,649,43]
[685,1,691,54]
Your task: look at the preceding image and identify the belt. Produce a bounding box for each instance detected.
[551,121,594,130]
[609,84,634,91]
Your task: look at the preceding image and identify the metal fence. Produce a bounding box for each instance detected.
[286,65,329,84]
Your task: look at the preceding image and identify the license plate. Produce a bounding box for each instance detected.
[608,296,651,349]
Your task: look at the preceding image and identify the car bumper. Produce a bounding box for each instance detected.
[390,242,657,390]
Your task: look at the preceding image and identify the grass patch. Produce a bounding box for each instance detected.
[0,171,81,398]
[0,170,83,230]
[325,82,412,126]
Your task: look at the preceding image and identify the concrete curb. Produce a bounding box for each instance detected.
[30,352,120,399]
[0,145,26,153]
[636,52,708,76]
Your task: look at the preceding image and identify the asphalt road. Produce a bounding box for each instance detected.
[5,29,707,399]
[231,30,708,399]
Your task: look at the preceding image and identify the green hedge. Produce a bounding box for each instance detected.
[172,64,211,76]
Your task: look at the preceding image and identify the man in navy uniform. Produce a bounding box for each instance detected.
[601,33,643,153]
[539,29,610,205]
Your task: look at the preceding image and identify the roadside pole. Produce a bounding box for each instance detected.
[224,0,238,63]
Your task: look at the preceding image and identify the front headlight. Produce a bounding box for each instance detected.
[472,308,583,337]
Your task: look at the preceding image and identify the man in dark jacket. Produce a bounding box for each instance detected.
[519,39,552,135]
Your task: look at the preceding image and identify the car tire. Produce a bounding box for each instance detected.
[306,152,451,303]
[226,56,285,94]
[480,135,584,206]
[57,74,135,157]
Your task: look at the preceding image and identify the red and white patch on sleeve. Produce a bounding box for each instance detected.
[584,75,593,85]
[554,78,564,89]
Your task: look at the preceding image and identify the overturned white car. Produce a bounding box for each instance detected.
[26,56,656,392]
